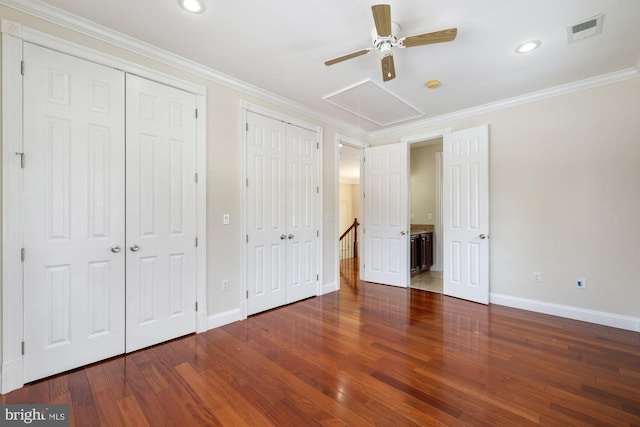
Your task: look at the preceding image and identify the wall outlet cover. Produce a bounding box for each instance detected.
[577,277,587,289]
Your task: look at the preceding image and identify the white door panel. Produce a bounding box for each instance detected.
[246,112,288,315]
[443,125,489,304]
[125,74,197,352]
[246,113,319,315]
[23,43,126,382]
[363,143,409,287]
[286,126,318,303]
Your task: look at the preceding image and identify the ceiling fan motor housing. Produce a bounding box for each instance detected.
[371,21,400,52]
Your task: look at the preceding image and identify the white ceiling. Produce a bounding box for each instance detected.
[17,0,640,133]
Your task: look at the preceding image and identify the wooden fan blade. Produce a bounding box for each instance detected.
[324,49,370,66]
[371,4,392,37]
[381,55,396,82]
[402,28,458,48]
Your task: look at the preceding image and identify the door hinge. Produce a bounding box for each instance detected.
[195,108,198,119]
[363,192,366,198]
[316,274,319,281]
[246,178,249,187]
[21,341,25,355]
[195,302,198,311]
[246,123,249,132]
[246,234,249,243]
[316,142,319,149]
[316,186,319,193]
[15,152,24,168]
[195,237,198,247]
[195,173,198,183]
[246,290,249,299]
[21,61,25,76]
[20,248,25,262]
[316,230,319,237]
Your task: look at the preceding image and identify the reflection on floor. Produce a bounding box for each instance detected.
[410,270,443,293]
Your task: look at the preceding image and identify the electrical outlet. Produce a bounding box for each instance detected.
[223,214,230,225]
[577,277,587,289]
[533,272,541,282]
[222,280,229,291]
[428,213,433,220]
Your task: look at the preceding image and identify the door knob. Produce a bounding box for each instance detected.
[288,234,294,239]
[110,245,121,253]
[400,231,406,235]
[130,244,140,252]
[479,234,487,239]
[280,234,286,240]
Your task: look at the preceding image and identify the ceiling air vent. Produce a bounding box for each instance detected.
[567,14,603,43]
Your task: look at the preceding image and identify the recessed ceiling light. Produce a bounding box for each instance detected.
[178,0,206,14]
[515,40,541,54]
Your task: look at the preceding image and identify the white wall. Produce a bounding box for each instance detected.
[1,3,639,348]
[374,77,640,319]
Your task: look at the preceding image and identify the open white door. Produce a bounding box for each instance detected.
[443,125,489,304]
[362,142,409,287]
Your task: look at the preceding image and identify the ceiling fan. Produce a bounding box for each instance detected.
[324,4,458,82]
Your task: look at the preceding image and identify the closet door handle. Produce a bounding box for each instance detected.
[288,234,294,239]
[110,245,121,253]
[130,244,140,252]
[280,234,286,240]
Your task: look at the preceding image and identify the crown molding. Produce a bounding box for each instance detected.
[0,0,369,139]
[1,0,638,142]
[371,68,640,139]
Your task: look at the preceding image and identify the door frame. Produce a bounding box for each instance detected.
[334,134,366,291]
[401,129,451,283]
[1,20,208,393]
[239,102,324,319]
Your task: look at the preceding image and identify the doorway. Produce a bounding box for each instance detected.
[409,138,443,293]
[338,141,363,287]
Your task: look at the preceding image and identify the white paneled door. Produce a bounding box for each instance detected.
[443,125,490,304]
[22,43,126,382]
[363,142,409,287]
[22,45,198,382]
[246,112,319,315]
[125,75,198,352]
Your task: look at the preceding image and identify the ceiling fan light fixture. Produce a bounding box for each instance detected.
[178,0,206,14]
[515,40,541,54]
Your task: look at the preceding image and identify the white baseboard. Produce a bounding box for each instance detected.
[490,293,640,332]
[322,281,339,295]
[207,308,242,330]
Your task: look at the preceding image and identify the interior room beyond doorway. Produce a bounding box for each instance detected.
[410,138,443,293]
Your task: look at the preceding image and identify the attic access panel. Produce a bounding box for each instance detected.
[323,79,424,127]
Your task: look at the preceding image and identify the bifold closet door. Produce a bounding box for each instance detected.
[125,74,198,352]
[22,43,126,382]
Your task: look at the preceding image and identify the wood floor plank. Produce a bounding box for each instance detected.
[3,262,639,426]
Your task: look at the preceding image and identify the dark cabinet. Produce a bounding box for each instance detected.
[411,232,433,275]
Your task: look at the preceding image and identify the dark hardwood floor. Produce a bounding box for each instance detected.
[3,259,640,426]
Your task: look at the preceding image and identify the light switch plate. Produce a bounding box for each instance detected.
[223,214,230,225]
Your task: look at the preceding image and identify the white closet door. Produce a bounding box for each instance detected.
[246,112,288,315]
[286,124,319,303]
[125,75,197,352]
[22,43,126,382]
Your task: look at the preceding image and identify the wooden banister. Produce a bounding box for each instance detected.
[339,218,359,259]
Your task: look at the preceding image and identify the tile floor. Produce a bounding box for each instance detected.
[410,270,443,293]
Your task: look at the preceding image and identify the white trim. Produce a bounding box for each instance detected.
[195,94,208,333]
[1,21,208,394]
[490,294,640,332]
[433,152,443,272]
[239,104,249,320]
[322,281,339,295]
[1,28,25,395]
[207,309,242,330]
[375,69,640,139]
[401,128,451,145]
